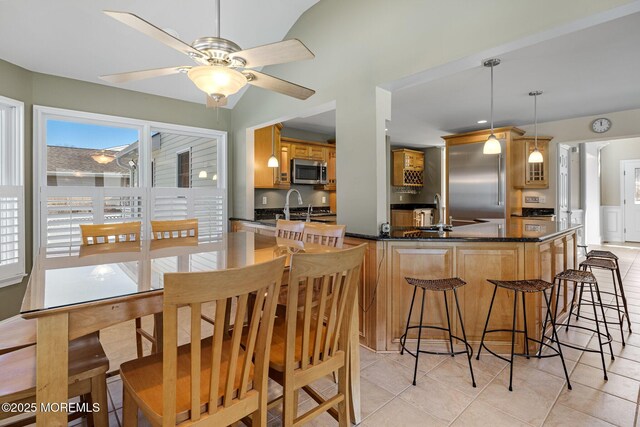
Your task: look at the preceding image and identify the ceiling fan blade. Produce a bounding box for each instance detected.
[206,95,228,108]
[231,39,314,68]
[100,66,187,83]
[104,11,208,61]
[245,71,315,100]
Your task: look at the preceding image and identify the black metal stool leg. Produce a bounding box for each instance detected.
[401,286,418,355]
[575,281,585,320]
[477,284,498,360]
[594,281,615,360]
[614,259,632,332]
[589,283,609,381]
[508,290,518,392]
[522,292,530,359]
[453,288,476,387]
[542,287,572,390]
[565,281,578,332]
[412,288,427,386]
[611,268,626,346]
[443,290,455,356]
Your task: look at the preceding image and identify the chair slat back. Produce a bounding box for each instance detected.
[151,219,198,240]
[80,222,141,245]
[302,223,346,248]
[162,256,285,426]
[285,244,365,374]
[275,219,305,241]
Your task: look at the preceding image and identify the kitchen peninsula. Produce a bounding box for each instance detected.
[230,218,579,354]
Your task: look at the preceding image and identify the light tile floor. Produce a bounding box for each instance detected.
[48,244,640,425]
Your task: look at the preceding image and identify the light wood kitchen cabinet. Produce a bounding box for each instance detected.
[390,209,414,226]
[512,136,552,189]
[325,146,336,190]
[279,142,291,184]
[392,149,424,187]
[288,140,326,161]
[254,123,289,189]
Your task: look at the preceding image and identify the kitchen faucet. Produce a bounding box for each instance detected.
[434,193,443,224]
[284,189,303,220]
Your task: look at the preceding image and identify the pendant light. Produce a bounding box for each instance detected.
[528,91,544,163]
[483,59,501,154]
[267,125,279,168]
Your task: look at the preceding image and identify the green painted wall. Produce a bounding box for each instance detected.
[0,59,230,319]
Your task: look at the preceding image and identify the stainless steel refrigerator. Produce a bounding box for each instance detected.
[448,140,506,220]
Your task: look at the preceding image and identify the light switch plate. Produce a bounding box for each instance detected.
[525,196,540,203]
[262,196,267,205]
[399,195,403,201]
[322,196,326,203]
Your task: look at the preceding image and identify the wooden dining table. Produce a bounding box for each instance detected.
[21,232,362,426]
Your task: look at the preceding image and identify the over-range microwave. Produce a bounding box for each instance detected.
[291,158,327,185]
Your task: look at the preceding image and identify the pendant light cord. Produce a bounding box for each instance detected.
[534,93,538,150]
[213,0,221,38]
[490,63,494,134]
[271,125,275,156]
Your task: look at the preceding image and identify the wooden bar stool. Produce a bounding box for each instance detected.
[0,315,36,356]
[400,277,476,388]
[552,269,614,380]
[275,219,305,240]
[477,279,572,391]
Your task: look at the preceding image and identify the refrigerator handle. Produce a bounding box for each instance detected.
[497,154,503,206]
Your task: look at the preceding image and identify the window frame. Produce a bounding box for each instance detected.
[176,148,191,188]
[0,95,25,288]
[33,106,228,255]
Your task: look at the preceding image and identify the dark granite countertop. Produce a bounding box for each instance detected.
[230,217,581,242]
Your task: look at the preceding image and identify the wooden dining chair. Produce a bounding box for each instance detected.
[302,223,346,248]
[79,221,153,358]
[276,219,305,241]
[0,333,109,426]
[267,244,366,427]
[80,221,141,245]
[119,256,286,427]
[0,315,36,356]
[150,219,198,240]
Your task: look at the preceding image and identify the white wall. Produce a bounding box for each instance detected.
[581,142,603,244]
[229,0,636,235]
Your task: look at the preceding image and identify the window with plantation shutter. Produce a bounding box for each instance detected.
[34,106,227,253]
[0,97,25,288]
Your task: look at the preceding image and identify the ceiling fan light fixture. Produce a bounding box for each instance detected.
[483,134,501,154]
[187,65,247,98]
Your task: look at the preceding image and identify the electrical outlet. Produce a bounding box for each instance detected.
[322,196,326,203]
[399,195,403,201]
[262,196,267,205]
[539,195,546,203]
[525,196,540,203]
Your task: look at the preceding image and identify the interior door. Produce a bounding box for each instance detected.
[623,160,640,242]
[557,145,571,229]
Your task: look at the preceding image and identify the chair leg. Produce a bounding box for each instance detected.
[90,373,109,427]
[588,283,609,381]
[337,363,350,427]
[453,288,476,387]
[251,403,268,427]
[508,291,518,392]
[122,387,139,427]
[412,289,427,386]
[477,284,498,360]
[400,286,418,355]
[614,261,633,331]
[565,282,580,331]
[594,281,615,360]
[611,269,626,346]
[135,317,144,358]
[443,290,455,356]
[282,381,296,427]
[542,288,572,390]
[521,292,530,359]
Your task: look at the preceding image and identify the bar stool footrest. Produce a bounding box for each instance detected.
[400,325,474,358]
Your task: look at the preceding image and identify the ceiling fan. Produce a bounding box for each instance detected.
[100,0,316,107]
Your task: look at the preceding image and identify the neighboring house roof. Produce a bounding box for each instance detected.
[47,145,129,174]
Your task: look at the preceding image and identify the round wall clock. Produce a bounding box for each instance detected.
[591,118,612,133]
